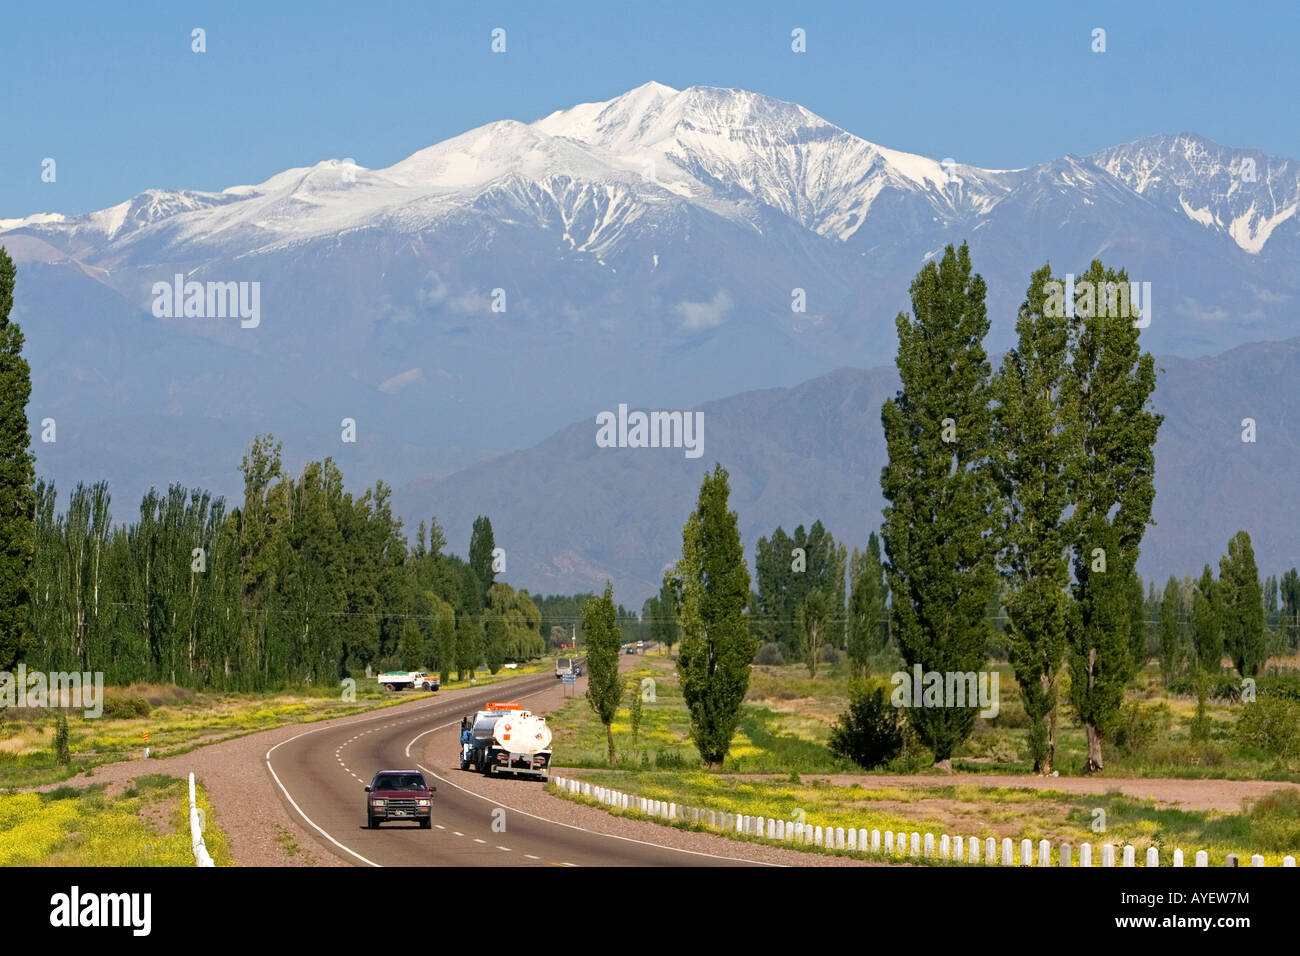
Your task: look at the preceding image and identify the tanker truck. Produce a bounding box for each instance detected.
[458,702,553,781]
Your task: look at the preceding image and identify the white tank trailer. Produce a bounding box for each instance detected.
[458,703,553,781]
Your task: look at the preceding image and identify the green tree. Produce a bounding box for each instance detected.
[582,583,622,764]
[1219,530,1266,677]
[431,594,456,683]
[846,532,887,677]
[1192,565,1223,673]
[483,612,507,674]
[1281,568,1300,651]
[468,516,496,606]
[0,248,35,671]
[1157,575,1184,686]
[651,573,681,655]
[675,464,753,767]
[1063,260,1162,772]
[798,588,829,678]
[398,619,424,670]
[752,526,797,653]
[455,615,482,680]
[992,264,1072,773]
[880,243,999,769]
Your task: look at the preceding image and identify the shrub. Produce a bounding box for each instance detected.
[53,715,69,766]
[1112,701,1173,757]
[1234,697,1300,762]
[819,646,843,664]
[1139,739,1228,768]
[627,683,643,740]
[753,643,785,666]
[1248,789,1300,851]
[1257,671,1300,703]
[101,692,152,720]
[828,686,904,769]
[988,738,1020,764]
[985,700,1029,729]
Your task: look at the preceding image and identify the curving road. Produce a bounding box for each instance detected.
[265,672,762,867]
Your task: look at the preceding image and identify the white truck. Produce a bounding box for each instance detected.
[377,671,432,691]
[458,702,553,781]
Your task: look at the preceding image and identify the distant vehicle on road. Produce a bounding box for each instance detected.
[555,657,574,679]
[503,662,518,670]
[365,770,435,828]
[625,645,636,655]
[378,671,426,691]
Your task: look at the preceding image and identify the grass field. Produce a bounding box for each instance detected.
[548,652,1300,780]
[545,649,1300,862]
[0,660,550,789]
[0,774,230,866]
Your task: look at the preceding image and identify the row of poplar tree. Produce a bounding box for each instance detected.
[20,438,547,688]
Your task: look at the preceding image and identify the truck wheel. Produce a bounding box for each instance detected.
[419,819,431,830]
[368,816,379,829]
[459,759,470,771]
[483,763,493,777]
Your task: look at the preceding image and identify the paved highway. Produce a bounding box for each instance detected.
[265,672,763,866]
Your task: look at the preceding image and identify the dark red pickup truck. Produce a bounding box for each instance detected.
[365,770,435,829]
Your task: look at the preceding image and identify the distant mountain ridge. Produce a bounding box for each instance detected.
[397,336,1300,604]
[2,82,1296,548]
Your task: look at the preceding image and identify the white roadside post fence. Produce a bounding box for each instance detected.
[546,776,1278,867]
[189,772,215,867]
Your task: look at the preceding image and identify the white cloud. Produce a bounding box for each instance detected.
[378,367,424,393]
[675,290,733,331]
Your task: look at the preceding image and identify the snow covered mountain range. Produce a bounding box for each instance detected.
[3,82,1298,580]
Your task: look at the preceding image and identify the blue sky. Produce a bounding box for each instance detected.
[3,0,1296,218]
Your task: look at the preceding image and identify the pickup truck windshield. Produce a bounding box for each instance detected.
[374,774,425,790]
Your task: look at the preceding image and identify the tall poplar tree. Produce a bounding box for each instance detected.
[1281,568,1300,651]
[993,264,1072,773]
[847,532,887,677]
[582,582,621,764]
[1219,530,1266,677]
[431,594,456,683]
[0,248,35,672]
[1192,565,1223,672]
[1157,576,1184,686]
[468,516,496,607]
[1064,260,1162,772]
[675,464,753,767]
[880,243,999,769]
[798,588,828,677]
